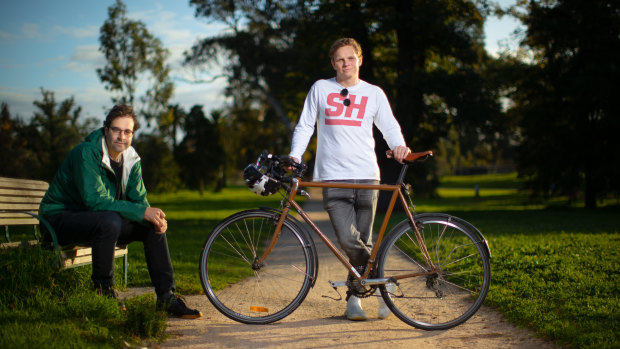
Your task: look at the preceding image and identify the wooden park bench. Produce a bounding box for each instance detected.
[0,177,128,285]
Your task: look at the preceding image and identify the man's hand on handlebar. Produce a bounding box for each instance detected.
[284,156,301,172]
[388,146,412,164]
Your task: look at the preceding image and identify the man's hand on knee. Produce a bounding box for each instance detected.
[145,207,167,234]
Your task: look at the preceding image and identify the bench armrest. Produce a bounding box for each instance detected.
[19,211,61,252]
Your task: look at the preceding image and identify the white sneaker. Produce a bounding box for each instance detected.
[377,283,396,319]
[344,295,368,321]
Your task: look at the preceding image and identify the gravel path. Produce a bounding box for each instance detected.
[124,190,559,349]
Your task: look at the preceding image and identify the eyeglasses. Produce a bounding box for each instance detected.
[340,88,351,107]
[108,126,134,137]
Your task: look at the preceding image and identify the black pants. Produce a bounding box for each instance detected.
[45,211,175,299]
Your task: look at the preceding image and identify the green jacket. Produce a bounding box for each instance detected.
[39,128,149,223]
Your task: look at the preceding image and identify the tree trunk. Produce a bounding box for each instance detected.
[377,0,424,212]
[584,161,597,209]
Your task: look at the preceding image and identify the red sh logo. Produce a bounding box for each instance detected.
[325,92,368,126]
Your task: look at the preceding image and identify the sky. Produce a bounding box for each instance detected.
[0,0,523,122]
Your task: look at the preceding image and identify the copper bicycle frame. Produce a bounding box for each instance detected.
[254,151,436,284]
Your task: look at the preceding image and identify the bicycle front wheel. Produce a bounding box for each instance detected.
[199,209,314,324]
[376,213,491,330]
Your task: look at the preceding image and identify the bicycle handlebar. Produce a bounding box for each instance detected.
[254,151,307,184]
[386,150,434,163]
[253,149,432,196]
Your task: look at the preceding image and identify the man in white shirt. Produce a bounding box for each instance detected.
[289,38,410,320]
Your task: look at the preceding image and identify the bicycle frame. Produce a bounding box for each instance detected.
[201,149,491,329]
[254,151,437,285]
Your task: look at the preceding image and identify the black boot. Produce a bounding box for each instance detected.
[156,294,202,319]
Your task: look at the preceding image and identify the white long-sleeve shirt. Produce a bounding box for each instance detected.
[290,78,406,181]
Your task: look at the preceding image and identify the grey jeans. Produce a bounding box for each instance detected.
[322,180,380,267]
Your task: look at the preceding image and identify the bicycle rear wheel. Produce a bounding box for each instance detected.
[376,213,491,330]
[199,209,315,324]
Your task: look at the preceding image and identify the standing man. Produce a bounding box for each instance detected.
[39,104,201,319]
[289,38,410,320]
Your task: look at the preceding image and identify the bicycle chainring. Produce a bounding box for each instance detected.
[346,282,377,299]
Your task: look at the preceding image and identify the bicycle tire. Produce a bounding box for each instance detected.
[199,209,315,324]
[375,213,491,330]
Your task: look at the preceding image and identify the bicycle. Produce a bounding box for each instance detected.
[199,150,491,330]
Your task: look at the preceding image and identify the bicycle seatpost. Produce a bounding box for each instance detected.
[396,164,409,184]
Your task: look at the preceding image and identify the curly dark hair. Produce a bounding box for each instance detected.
[103,104,140,131]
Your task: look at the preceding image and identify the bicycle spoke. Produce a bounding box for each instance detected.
[377,215,491,330]
[199,210,314,324]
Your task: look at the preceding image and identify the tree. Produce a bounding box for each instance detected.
[0,103,38,179]
[159,104,186,149]
[29,89,95,181]
[185,0,509,197]
[512,0,620,207]
[1,91,96,181]
[133,134,182,193]
[97,0,174,123]
[175,105,224,194]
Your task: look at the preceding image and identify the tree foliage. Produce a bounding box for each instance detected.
[5,0,617,207]
[0,103,38,179]
[97,0,174,123]
[185,0,508,197]
[0,89,96,181]
[175,106,225,194]
[133,134,182,193]
[511,0,620,207]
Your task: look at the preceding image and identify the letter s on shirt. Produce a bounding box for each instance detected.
[325,92,345,116]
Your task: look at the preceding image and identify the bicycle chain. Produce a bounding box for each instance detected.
[346,285,378,299]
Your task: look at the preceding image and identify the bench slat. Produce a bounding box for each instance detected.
[0,217,40,225]
[61,247,128,268]
[0,188,47,196]
[0,211,37,217]
[0,240,39,249]
[0,203,42,211]
[61,247,128,257]
[0,177,49,191]
[0,196,44,204]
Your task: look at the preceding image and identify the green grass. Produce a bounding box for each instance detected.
[0,186,284,349]
[387,173,619,348]
[127,187,286,294]
[139,177,618,348]
[2,177,618,348]
[0,247,167,348]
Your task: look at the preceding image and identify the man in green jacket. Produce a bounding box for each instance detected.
[40,104,201,319]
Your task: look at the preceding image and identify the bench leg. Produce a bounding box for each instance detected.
[123,248,128,287]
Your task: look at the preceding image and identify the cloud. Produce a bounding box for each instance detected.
[62,45,105,74]
[128,5,226,66]
[0,86,40,118]
[52,25,99,39]
[21,23,41,39]
[0,84,112,121]
[0,31,17,40]
[3,23,98,42]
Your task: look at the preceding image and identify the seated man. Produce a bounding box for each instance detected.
[39,104,201,319]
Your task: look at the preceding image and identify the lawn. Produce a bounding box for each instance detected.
[2,174,618,348]
[408,173,619,348]
[127,188,286,294]
[140,174,619,348]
